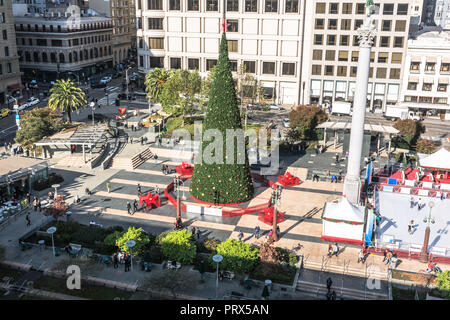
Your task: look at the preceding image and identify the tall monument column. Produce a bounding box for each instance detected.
[343,3,376,204]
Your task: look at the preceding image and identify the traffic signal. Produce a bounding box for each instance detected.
[115,98,120,106]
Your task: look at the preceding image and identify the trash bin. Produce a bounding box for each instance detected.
[66,211,72,222]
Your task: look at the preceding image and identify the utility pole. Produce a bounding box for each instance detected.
[271,185,282,242]
[174,175,182,224]
[419,201,435,262]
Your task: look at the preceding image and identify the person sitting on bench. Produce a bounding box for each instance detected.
[64,245,73,254]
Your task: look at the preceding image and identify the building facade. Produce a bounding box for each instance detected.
[399,28,450,120]
[303,0,423,113]
[434,0,450,29]
[0,0,22,105]
[136,0,308,105]
[13,14,113,82]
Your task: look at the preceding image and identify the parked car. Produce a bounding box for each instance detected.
[91,81,107,88]
[100,76,112,84]
[0,108,9,118]
[269,104,280,110]
[25,97,40,107]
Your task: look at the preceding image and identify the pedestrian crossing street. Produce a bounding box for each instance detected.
[98,92,119,105]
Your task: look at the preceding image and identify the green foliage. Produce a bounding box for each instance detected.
[155,231,169,245]
[394,119,423,149]
[69,226,106,245]
[437,271,450,299]
[415,139,436,154]
[15,107,64,149]
[289,105,328,140]
[250,264,296,285]
[115,227,150,257]
[212,239,259,274]
[103,231,124,247]
[146,245,164,263]
[190,33,254,204]
[48,79,87,123]
[144,68,173,103]
[275,247,299,266]
[160,230,197,264]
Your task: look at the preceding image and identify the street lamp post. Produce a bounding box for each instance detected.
[51,184,60,198]
[126,240,136,271]
[46,227,57,256]
[212,254,223,299]
[419,201,435,262]
[173,176,183,223]
[90,101,95,125]
[271,185,283,242]
[125,67,132,100]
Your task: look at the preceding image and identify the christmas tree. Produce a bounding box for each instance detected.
[190,32,254,204]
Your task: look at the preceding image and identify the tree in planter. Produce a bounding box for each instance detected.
[436,270,450,299]
[115,227,150,257]
[146,269,199,299]
[212,239,259,274]
[144,68,173,104]
[160,229,196,264]
[43,195,68,220]
[289,105,328,140]
[190,32,254,204]
[416,138,436,154]
[393,119,423,149]
[48,79,86,123]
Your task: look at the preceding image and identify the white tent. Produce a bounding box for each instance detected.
[419,148,450,170]
[321,197,366,245]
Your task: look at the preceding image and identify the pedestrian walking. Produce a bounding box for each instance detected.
[254,225,260,239]
[113,253,119,269]
[126,201,132,215]
[385,250,393,265]
[418,198,423,211]
[37,199,41,212]
[26,193,31,205]
[155,185,160,194]
[106,182,111,193]
[191,226,196,235]
[196,228,201,240]
[326,277,333,292]
[33,197,37,211]
[357,249,366,263]
[124,256,131,272]
[137,183,142,196]
[335,153,339,164]
[140,136,144,145]
[238,230,243,241]
[269,229,273,239]
[154,154,158,165]
[74,194,80,204]
[332,242,339,257]
[133,199,138,213]
[144,136,148,144]
[410,197,415,208]
[276,225,280,237]
[26,213,31,227]
[408,220,414,234]
[328,244,333,257]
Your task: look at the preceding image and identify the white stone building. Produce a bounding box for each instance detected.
[434,0,450,29]
[399,27,450,120]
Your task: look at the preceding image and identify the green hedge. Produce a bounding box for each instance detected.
[211,239,259,274]
[160,230,197,264]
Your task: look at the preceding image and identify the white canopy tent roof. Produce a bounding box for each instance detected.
[322,197,365,223]
[419,148,450,170]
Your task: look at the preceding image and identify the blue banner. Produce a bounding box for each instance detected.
[365,161,372,184]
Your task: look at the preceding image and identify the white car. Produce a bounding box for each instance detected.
[269,104,279,110]
[100,76,112,84]
[283,119,290,128]
[25,97,40,107]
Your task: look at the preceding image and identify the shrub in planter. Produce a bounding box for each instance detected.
[203,238,220,252]
[212,239,259,274]
[70,225,106,245]
[105,225,124,235]
[32,178,50,191]
[275,247,299,266]
[115,227,150,257]
[160,230,196,265]
[155,231,169,245]
[147,246,164,263]
[104,231,124,247]
[48,173,64,185]
[436,270,450,299]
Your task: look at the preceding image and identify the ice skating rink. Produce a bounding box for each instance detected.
[377,191,450,255]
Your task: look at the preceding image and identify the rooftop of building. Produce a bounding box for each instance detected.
[0,156,48,177]
[409,26,450,49]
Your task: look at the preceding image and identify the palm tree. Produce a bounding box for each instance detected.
[144,68,173,104]
[48,79,86,123]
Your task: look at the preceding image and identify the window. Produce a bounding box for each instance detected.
[325,50,335,61]
[397,3,408,15]
[342,3,352,14]
[206,0,218,11]
[188,58,199,70]
[380,36,390,47]
[4,46,8,57]
[378,52,388,63]
[0,64,2,75]
[169,0,180,10]
[353,35,359,46]
[227,0,238,11]
[1,12,5,23]
[170,57,181,69]
[422,82,432,91]
[437,83,448,92]
[312,65,321,75]
[350,66,357,77]
[2,30,6,40]
[329,3,338,14]
[245,0,257,12]
[390,68,400,79]
[369,67,373,78]
[382,20,391,31]
[51,39,62,47]
[262,62,275,74]
[282,62,295,75]
[341,19,351,30]
[356,3,365,14]
[139,55,144,67]
[327,35,336,45]
[383,3,394,15]
[425,63,435,72]
[148,18,163,29]
[391,53,402,64]
[227,40,238,52]
[229,60,237,71]
[313,50,322,60]
[206,59,217,71]
[328,19,337,30]
[7,63,11,73]
[434,97,448,104]
[265,0,278,12]
[149,37,164,49]
[351,51,358,62]
[419,97,432,103]
[138,37,143,48]
[314,34,323,45]
[410,62,420,71]
[188,0,199,10]
[338,51,348,61]
[407,82,417,90]
[285,0,298,13]
[150,56,164,68]
[394,37,403,48]
[243,61,256,73]
[395,20,406,32]
[405,96,418,102]
[441,63,450,72]
[315,19,324,29]
[36,39,47,46]
[376,68,387,79]
[340,35,349,46]
[148,0,162,9]
[337,66,347,76]
[227,20,238,32]
[316,3,325,14]
[325,65,334,76]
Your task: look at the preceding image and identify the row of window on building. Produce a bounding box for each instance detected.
[410,61,450,73]
[17,34,112,48]
[406,78,449,92]
[14,22,112,33]
[315,2,408,15]
[313,33,405,48]
[313,50,403,64]
[18,47,113,64]
[312,65,402,79]
[0,63,13,75]
[314,18,407,32]
[140,55,297,75]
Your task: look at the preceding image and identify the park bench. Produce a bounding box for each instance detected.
[68,243,82,257]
